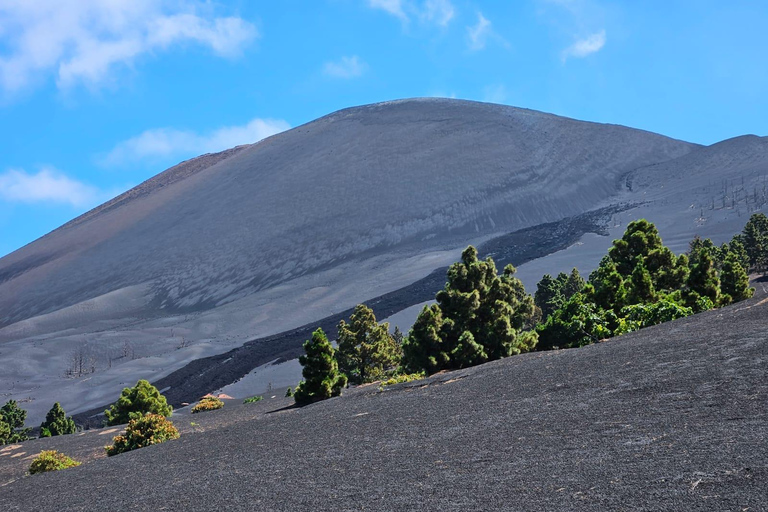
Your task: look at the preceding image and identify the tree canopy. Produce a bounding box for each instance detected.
[40,402,77,437]
[403,246,537,374]
[294,328,347,405]
[336,304,400,384]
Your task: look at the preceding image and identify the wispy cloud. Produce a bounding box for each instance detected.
[368,0,455,26]
[466,12,510,51]
[467,12,492,50]
[368,0,408,22]
[323,56,367,79]
[0,167,103,207]
[562,30,606,60]
[422,0,455,26]
[0,1,258,93]
[482,84,507,104]
[101,118,290,167]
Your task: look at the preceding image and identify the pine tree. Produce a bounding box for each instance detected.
[563,268,586,299]
[608,219,664,275]
[336,304,401,384]
[294,328,347,405]
[588,256,627,311]
[0,400,29,443]
[743,213,768,272]
[627,260,656,305]
[40,403,77,437]
[402,304,448,374]
[720,252,754,303]
[104,380,172,426]
[685,248,720,308]
[534,274,564,319]
[728,235,751,272]
[403,246,536,374]
[0,419,10,445]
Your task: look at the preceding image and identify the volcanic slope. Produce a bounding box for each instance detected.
[1,283,766,511]
[1,98,766,424]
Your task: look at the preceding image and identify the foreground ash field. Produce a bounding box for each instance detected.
[0,98,766,423]
[1,282,766,510]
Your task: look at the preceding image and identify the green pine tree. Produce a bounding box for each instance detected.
[534,274,565,319]
[336,304,401,384]
[0,400,30,444]
[563,268,586,299]
[627,260,656,305]
[294,328,347,405]
[104,380,172,426]
[402,304,448,374]
[728,235,751,272]
[720,252,754,303]
[39,402,77,437]
[743,213,768,273]
[588,256,627,312]
[685,248,721,309]
[403,246,537,374]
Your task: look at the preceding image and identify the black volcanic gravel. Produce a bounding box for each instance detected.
[1,288,767,511]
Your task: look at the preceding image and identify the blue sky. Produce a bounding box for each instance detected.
[1,0,767,257]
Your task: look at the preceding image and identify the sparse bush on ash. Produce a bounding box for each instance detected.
[29,450,81,474]
[105,413,179,456]
[104,379,172,426]
[191,396,224,413]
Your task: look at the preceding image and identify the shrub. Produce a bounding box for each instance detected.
[29,450,81,474]
[104,380,172,426]
[622,300,693,328]
[243,395,263,404]
[40,402,77,437]
[191,396,223,413]
[105,413,179,456]
[285,387,293,397]
[380,372,425,388]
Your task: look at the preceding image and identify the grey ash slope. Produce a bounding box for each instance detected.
[3,98,767,425]
[2,287,766,511]
[0,98,695,327]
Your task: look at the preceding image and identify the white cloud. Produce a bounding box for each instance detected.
[323,56,367,79]
[467,13,492,50]
[102,118,290,167]
[368,0,455,26]
[428,91,457,99]
[422,0,455,26]
[0,1,258,92]
[368,0,408,22]
[0,168,102,207]
[482,84,507,104]
[562,30,606,60]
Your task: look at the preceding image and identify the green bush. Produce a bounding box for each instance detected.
[285,387,293,397]
[191,396,224,413]
[243,395,263,404]
[105,413,179,456]
[622,300,693,328]
[104,380,172,426]
[380,372,425,388]
[29,450,81,474]
[39,402,77,437]
[0,400,30,444]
